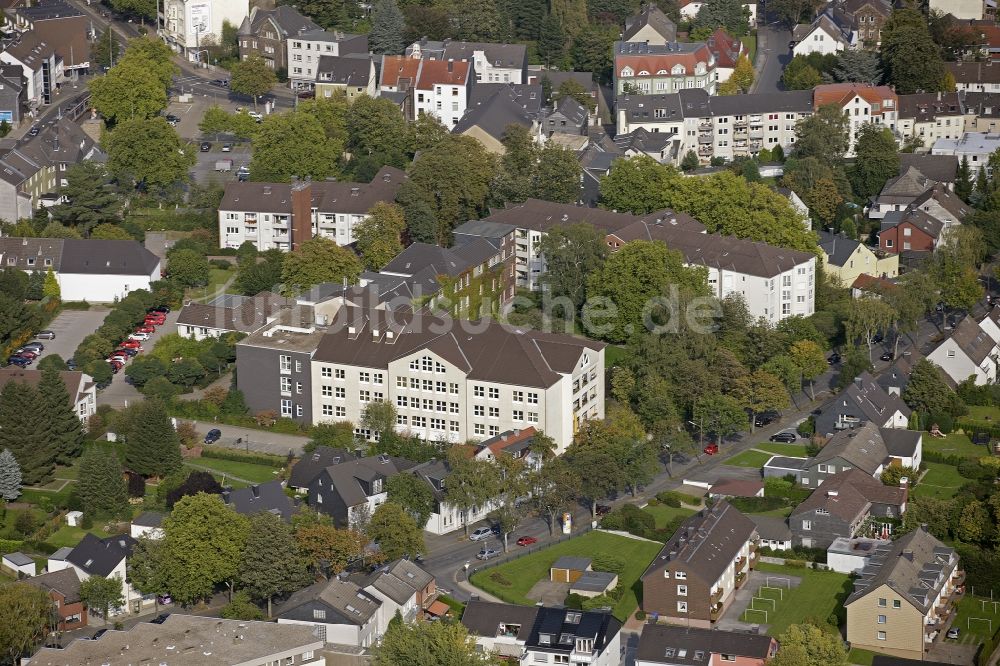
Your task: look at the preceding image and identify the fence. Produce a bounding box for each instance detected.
[466,524,595,580]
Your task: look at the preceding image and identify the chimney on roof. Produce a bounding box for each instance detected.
[854,376,863,389]
[902,549,914,561]
[448,60,454,72]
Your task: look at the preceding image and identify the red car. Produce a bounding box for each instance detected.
[135,325,155,334]
[108,360,123,373]
[144,317,165,326]
[516,536,538,547]
[17,350,38,359]
[703,443,719,455]
[119,340,142,349]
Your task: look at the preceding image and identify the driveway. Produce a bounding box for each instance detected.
[31,308,109,366]
[185,419,310,456]
[98,310,180,408]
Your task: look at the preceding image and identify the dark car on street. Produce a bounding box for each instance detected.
[754,411,779,427]
[769,431,797,443]
[204,428,222,444]
[827,352,841,365]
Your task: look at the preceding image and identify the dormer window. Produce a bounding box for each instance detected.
[620,67,634,77]
[671,64,685,75]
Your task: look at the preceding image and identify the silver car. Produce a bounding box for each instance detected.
[476,547,500,560]
[470,526,492,541]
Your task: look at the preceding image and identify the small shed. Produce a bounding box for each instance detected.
[709,479,765,499]
[570,571,618,598]
[550,556,592,583]
[2,552,36,577]
[65,510,83,527]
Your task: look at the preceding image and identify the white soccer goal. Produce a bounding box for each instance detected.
[766,576,791,590]
[981,600,1000,614]
[750,597,776,610]
[760,585,785,600]
[742,608,768,623]
[968,617,993,632]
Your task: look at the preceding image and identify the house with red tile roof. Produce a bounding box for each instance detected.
[378,55,472,128]
[813,83,898,156]
[614,40,717,97]
[705,28,745,83]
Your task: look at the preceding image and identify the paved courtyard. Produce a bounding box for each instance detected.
[30,308,109,365]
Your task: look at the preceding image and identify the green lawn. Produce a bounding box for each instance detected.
[742,34,757,63]
[848,648,876,665]
[605,345,629,367]
[187,267,234,304]
[912,462,965,500]
[0,507,47,540]
[953,594,1000,646]
[469,531,662,621]
[966,406,1000,425]
[749,562,852,637]
[643,503,698,529]
[924,432,988,459]
[184,458,280,484]
[745,506,793,518]
[754,442,810,457]
[44,524,110,549]
[724,450,773,468]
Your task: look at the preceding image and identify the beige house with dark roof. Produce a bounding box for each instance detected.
[623,3,677,46]
[176,292,287,340]
[0,367,96,422]
[846,527,963,660]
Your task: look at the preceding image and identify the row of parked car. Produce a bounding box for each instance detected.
[6,333,53,367]
[105,307,170,374]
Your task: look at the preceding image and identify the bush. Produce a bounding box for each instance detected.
[209,259,233,270]
[924,449,966,466]
[81,514,94,529]
[927,412,955,434]
[600,503,656,539]
[564,593,585,609]
[958,459,991,481]
[728,496,787,513]
[61,301,90,310]
[656,490,700,506]
[591,554,626,575]
[655,493,681,507]
[797,417,815,437]
[489,571,511,586]
[0,538,24,553]
[635,610,646,621]
[785,559,806,568]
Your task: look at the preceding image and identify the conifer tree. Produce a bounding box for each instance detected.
[0,382,52,484]
[78,446,129,517]
[38,366,84,464]
[0,448,22,501]
[124,400,182,477]
[369,0,405,55]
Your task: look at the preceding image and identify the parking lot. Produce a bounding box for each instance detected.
[190,145,251,187]
[98,309,181,408]
[29,308,109,366]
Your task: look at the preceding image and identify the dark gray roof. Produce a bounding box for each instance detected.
[131,511,164,528]
[624,3,677,43]
[15,1,81,20]
[879,166,936,199]
[289,446,354,488]
[314,455,418,508]
[222,480,295,522]
[240,6,319,38]
[614,127,675,154]
[25,567,82,603]
[749,515,792,542]
[295,28,363,43]
[359,558,434,604]
[814,421,889,475]
[552,95,588,125]
[616,88,813,123]
[461,601,621,654]
[454,84,539,141]
[939,315,998,366]
[636,624,775,664]
[3,551,33,566]
[469,83,543,114]
[792,468,906,523]
[66,533,136,577]
[570,570,617,593]
[643,501,756,585]
[881,429,922,459]
[380,239,499,278]
[453,219,516,242]
[316,55,373,86]
[897,92,963,123]
[815,372,911,437]
[898,154,958,185]
[763,455,811,471]
[552,556,592,571]
[846,527,958,613]
[441,41,527,69]
[177,292,286,334]
[817,230,863,267]
[276,576,381,626]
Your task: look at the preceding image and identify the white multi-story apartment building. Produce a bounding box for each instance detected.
[406,39,527,84]
[814,83,899,157]
[217,166,406,250]
[614,41,717,97]
[159,0,249,62]
[616,88,814,164]
[286,29,368,89]
[379,55,471,128]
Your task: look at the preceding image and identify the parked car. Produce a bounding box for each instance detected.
[947,628,960,640]
[516,536,537,547]
[135,325,155,334]
[15,350,39,360]
[108,354,128,364]
[871,333,884,344]
[754,411,779,427]
[156,594,172,605]
[703,442,720,455]
[769,431,797,443]
[7,356,31,367]
[66,358,77,370]
[595,504,612,517]
[165,114,180,126]
[145,316,166,325]
[237,166,250,182]
[129,333,151,341]
[119,340,142,349]
[116,348,138,357]
[469,526,492,541]
[28,125,39,136]
[212,78,229,87]
[200,141,211,152]
[476,547,501,561]
[35,330,55,339]
[152,305,170,313]
[222,143,233,152]
[880,351,894,361]
[827,352,841,365]
[21,342,43,352]
[204,428,222,444]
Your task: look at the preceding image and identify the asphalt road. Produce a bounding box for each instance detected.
[97,310,180,408]
[24,308,109,366]
[751,17,792,93]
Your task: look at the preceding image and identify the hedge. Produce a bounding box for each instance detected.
[200,447,286,468]
[0,538,24,554]
[728,496,787,514]
[958,421,1000,440]
[923,449,968,467]
[60,301,90,310]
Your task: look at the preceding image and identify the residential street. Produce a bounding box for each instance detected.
[750,13,791,94]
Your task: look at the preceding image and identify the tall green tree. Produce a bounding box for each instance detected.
[346,95,411,165]
[794,104,850,165]
[123,400,183,478]
[0,583,52,663]
[903,358,962,417]
[280,236,362,296]
[955,155,973,203]
[369,0,406,54]
[537,13,567,67]
[789,339,827,400]
[691,0,750,39]
[782,56,822,90]
[250,111,340,182]
[229,54,277,110]
[550,0,588,36]
[374,618,500,666]
[850,123,901,199]
[104,118,195,194]
[38,366,84,463]
[239,512,308,617]
[386,473,436,528]
[89,58,167,123]
[530,457,580,534]
[127,536,170,607]
[79,575,125,625]
[51,162,120,231]
[730,370,790,432]
[845,296,896,360]
[0,382,52,484]
[571,25,617,81]
[167,248,210,287]
[444,448,500,536]
[78,446,129,518]
[769,623,848,666]
[122,35,177,88]
[693,392,748,439]
[91,27,119,69]
[535,144,582,203]
[367,501,424,561]
[355,202,405,270]
[881,8,947,94]
[832,49,882,84]
[161,493,250,604]
[454,0,505,41]
[199,104,231,139]
[537,223,608,309]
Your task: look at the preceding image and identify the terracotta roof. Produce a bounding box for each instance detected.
[480,426,537,457]
[813,82,897,110]
[706,28,743,69]
[615,41,715,77]
[851,274,897,292]
[380,55,421,89]
[416,59,471,89]
[709,479,763,497]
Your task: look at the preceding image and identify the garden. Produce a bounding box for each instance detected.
[911,462,966,500]
[723,450,774,468]
[744,562,852,637]
[469,530,662,621]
